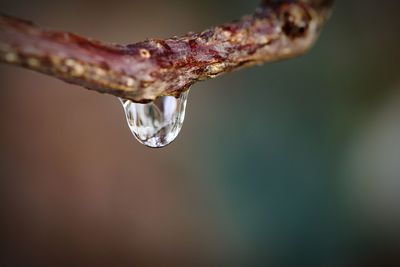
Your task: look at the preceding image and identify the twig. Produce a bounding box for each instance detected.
[0,0,334,102]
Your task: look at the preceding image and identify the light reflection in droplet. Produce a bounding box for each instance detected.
[120,90,189,148]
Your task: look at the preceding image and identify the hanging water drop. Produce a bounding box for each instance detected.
[120,90,190,148]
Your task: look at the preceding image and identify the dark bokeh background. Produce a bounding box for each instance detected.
[0,0,399,266]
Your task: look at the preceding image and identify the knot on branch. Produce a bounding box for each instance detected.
[280,3,312,38]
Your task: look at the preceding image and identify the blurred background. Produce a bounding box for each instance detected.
[0,0,399,266]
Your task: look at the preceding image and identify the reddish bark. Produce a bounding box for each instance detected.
[0,0,334,102]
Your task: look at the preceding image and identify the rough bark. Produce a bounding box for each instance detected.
[0,0,334,103]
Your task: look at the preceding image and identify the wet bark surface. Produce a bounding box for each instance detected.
[0,0,334,102]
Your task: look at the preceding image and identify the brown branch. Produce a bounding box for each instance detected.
[0,0,334,103]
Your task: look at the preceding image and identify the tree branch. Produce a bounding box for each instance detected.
[0,0,334,102]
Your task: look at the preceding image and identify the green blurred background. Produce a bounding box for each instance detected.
[0,0,399,266]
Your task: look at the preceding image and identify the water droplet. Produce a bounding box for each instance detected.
[120,90,189,148]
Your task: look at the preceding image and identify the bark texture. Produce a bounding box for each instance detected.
[0,0,334,102]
